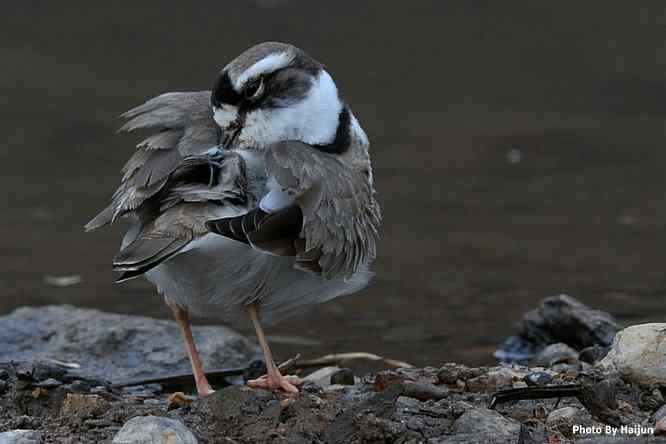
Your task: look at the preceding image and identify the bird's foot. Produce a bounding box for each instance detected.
[195,379,216,397]
[247,374,302,394]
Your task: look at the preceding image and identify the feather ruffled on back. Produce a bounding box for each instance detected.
[85,91,221,231]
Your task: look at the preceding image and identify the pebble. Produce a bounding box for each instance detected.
[451,407,521,442]
[37,378,62,388]
[524,371,553,387]
[304,366,341,389]
[112,416,198,444]
[330,368,355,386]
[579,345,609,364]
[530,343,579,367]
[546,406,579,437]
[402,380,448,401]
[167,392,194,411]
[466,367,516,392]
[61,393,108,417]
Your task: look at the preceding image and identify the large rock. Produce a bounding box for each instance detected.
[599,323,666,385]
[0,305,259,383]
[495,294,619,362]
[113,416,197,444]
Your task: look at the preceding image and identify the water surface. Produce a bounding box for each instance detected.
[3,2,666,366]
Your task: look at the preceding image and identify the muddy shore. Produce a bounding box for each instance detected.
[0,303,665,443]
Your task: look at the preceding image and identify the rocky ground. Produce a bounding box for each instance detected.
[1,298,666,443]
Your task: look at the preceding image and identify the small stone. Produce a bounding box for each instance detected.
[530,343,579,367]
[437,363,474,384]
[618,400,633,414]
[167,392,194,411]
[600,323,666,385]
[66,380,91,393]
[30,388,47,399]
[61,393,107,418]
[466,367,515,392]
[524,371,553,387]
[546,406,578,424]
[551,362,581,377]
[0,430,43,444]
[242,359,267,381]
[640,388,664,411]
[451,407,520,442]
[37,378,62,389]
[112,416,197,444]
[300,381,322,394]
[330,368,355,386]
[579,345,609,364]
[546,406,579,437]
[402,380,448,401]
[304,366,341,389]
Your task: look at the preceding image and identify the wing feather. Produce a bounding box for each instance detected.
[85,91,221,231]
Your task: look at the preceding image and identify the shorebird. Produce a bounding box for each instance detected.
[86,42,381,396]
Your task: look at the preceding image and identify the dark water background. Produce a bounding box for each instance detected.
[3,2,666,367]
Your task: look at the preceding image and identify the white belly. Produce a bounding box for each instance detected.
[145,233,372,326]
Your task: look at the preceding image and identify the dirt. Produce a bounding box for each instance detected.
[1,360,664,443]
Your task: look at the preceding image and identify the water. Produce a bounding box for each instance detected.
[3,1,666,367]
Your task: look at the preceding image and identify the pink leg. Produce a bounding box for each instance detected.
[246,303,302,394]
[165,297,215,397]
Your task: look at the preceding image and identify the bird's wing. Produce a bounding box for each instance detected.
[207,141,381,279]
[113,151,249,282]
[85,91,221,231]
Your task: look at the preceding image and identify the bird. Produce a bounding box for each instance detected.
[85,41,381,396]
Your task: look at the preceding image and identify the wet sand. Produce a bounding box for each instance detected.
[3,1,666,366]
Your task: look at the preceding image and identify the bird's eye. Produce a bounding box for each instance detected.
[244,77,265,101]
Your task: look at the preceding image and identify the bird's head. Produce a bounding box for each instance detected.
[211,42,354,152]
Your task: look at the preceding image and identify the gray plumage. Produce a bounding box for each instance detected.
[85,92,220,231]
[87,42,381,325]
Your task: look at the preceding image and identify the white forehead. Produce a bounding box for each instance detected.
[233,52,295,91]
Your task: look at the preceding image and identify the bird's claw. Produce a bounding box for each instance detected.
[247,374,302,394]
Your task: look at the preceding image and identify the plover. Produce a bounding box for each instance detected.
[86,42,381,396]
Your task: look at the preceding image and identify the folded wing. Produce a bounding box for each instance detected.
[207,140,381,279]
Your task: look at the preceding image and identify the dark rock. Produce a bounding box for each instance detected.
[523,371,553,387]
[402,380,448,401]
[242,359,266,382]
[0,306,259,383]
[495,294,619,363]
[330,368,355,386]
[579,344,610,364]
[530,343,579,367]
